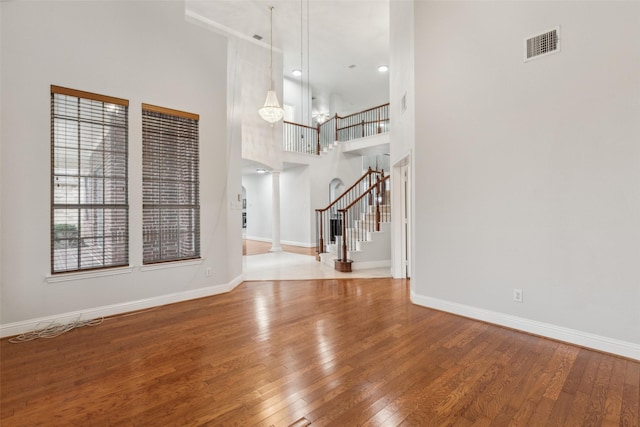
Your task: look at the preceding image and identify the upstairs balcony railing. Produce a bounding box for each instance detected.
[283,121,319,155]
[283,103,389,155]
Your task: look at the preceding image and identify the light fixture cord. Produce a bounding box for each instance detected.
[269,6,274,90]
[300,0,303,123]
[307,0,310,125]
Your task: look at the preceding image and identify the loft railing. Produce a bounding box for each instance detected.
[318,115,337,152]
[283,103,390,155]
[315,167,383,256]
[283,121,319,155]
[337,173,390,264]
[335,103,390,142]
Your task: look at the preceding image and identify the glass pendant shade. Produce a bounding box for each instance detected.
[259,89,284,123]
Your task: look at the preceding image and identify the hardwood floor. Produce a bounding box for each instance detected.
[243,239,317,257]
[1,279,638,426]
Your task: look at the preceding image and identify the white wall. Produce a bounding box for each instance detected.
[389,0,415,167]
[0,1,240,331]
[234,40,284,172]
[280,166,312,246]
[411,1,640,356]
[283,77,313,126]
[242,173,273,242]
[226,39,245,281]
[243,148,363,247]
[389,0,415,278]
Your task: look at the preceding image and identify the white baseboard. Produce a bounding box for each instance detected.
[352,260,391,270]
[281,240,315,248]
[243,236,315,248]
[411,291,640,361]
[0,274,245,339]
[244,236,271,243]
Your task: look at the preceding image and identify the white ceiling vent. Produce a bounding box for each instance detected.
[525,27,560,62]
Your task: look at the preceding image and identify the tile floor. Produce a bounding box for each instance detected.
[243,250,392,281]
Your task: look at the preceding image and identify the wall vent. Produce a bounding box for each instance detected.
[525,27,560,62]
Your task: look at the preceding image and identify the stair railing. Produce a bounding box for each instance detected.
[335,103,390,142]
[315,167,383,256]
[318,115,337,153]
[337,173,390,263]
[285,103,390,155]
[283,121,320,155]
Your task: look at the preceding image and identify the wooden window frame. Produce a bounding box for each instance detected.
[51,85,129,274]
[142,103,200,265]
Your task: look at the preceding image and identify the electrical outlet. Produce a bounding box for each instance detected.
[513,288,523,303]
[205,268,212,277]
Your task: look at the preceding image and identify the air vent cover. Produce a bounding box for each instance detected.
[525,27,560,61]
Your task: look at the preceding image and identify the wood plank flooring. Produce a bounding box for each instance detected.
[243,239,317,257]
[1,279,638,426]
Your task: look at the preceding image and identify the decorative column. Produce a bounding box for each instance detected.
[270,170,283,252]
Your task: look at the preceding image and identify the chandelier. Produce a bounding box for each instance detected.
[259,6,284,124]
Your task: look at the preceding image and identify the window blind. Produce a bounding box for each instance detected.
[51,85,129,274]
[142,104,200,264]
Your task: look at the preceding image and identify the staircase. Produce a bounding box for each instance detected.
[315,170,391,272]
[319,203,391,271]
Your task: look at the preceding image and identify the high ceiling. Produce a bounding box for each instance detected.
[185,0,390,117]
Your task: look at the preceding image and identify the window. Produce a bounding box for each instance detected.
[142,104,200,264]
[51,86,129,274]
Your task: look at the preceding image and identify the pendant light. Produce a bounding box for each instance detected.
[259,6,284,124]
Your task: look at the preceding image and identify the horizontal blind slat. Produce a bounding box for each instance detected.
[51,88,129,274]
[142,107,199,264]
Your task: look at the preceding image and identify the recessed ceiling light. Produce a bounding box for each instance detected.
[377,65,389,73]
[256,168,268,174]
[292,69,302,77]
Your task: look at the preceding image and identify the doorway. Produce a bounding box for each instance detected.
[400,164,411,278]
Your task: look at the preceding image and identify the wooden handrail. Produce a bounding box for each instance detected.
[283,120,316,130]
[283,120,321,155]
[337,174,390,262]
[336,119,388,132]
[338,174,389,213]
[315,167,382,213]
[315,167,384,255]
[286,103,390,155]
[333,103,390,121]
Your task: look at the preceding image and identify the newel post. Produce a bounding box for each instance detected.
[334,209,352,272]
[341,210,348,262]
[375,175,381,232]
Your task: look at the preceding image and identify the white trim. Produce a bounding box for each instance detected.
[139,258,204,272]
[185,10,282,54]
[243,236,314,248]
[280,239,315,248]
[1,274,244,339]
[411,290,640,361]
[352,260,391,270]
[244,236,271,243]
[46,265,134,283]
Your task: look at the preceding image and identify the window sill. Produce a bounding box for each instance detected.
[47,265,134,283]
[140,258,204,272]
